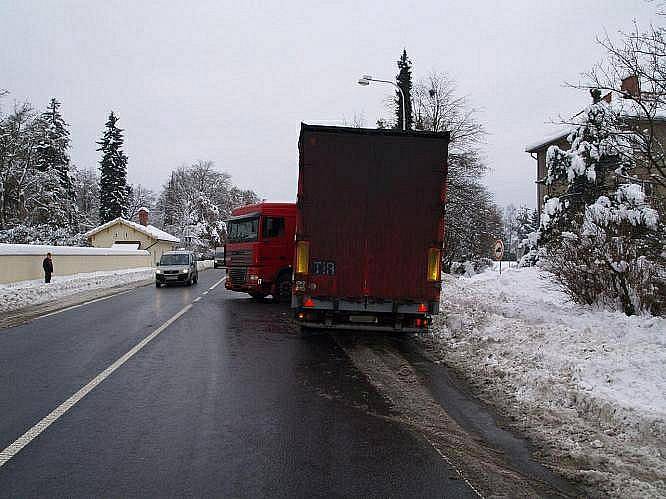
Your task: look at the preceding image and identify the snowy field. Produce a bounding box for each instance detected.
[428,266,666,497]
[0,268,154,313]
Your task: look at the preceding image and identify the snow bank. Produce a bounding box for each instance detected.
[0,267,154,314]
[429,267,666,497]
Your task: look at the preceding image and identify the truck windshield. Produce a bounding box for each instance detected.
[227,217,258,242]
[160,254,189,265]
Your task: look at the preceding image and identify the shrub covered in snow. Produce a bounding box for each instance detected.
[450,257,494,277]
[539,93,665,316]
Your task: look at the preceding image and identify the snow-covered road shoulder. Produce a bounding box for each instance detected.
[428,267,666,497]
[0,268,154,314]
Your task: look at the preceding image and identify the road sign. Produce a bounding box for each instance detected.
[495,239,505,274]
[494,239,504,261]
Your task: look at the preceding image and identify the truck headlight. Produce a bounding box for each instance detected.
[156,269,163,274]
[181,268,188,274]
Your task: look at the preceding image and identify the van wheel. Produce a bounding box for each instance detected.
[186,277,192,286]
[273,274,292,303]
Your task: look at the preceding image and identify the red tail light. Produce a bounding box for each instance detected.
[417,303,427,313]
[303,297,314,308]
[415,318,423,327]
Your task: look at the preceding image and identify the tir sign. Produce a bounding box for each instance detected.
[494,240,504,261]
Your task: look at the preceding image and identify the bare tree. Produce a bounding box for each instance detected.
[126,184,156,221]
[413,71,485,152]
[576,22,666,189]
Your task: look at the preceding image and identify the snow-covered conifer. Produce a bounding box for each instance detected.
[97,112,129,223]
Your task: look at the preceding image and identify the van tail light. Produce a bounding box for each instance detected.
[295,241,310,275]
[427,248,441,281]
[417,303,427,313]
[303,297,314,308]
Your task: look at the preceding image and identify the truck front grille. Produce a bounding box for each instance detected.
[228,267,247,284]
[230,249,253,265]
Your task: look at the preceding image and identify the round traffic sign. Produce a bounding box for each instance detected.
[494,239,504,261]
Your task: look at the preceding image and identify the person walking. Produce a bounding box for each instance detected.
[43,252,53,283]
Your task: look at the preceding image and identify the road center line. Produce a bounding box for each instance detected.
[209,276,226,290]
[0,302,193,469]
[193,297,202,303]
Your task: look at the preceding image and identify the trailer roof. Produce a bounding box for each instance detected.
[300,123,450,141]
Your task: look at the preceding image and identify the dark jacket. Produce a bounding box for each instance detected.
[43,257,53,273]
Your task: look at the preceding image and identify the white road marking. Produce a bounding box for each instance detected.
[209,276,227,290]
[0,302,193,469]
[202,291,209,295]
[193,297,202,303]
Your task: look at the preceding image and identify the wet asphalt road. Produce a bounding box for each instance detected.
[0,270,478,498]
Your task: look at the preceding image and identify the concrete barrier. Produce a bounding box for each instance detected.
[0,244,152,284]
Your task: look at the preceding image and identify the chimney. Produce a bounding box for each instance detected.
[138,207,149,226]
[621,75,640,99]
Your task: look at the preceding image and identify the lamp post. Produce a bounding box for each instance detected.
[357,75,406,131]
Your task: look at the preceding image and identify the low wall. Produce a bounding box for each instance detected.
[197,260,214,271]
[0,244,152,284]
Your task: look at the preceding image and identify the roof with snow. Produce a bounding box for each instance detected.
[525,93,666,153]
[525,129,570,153]
[84,218,180,243]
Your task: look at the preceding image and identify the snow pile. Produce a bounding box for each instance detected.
[430,267,666,497]
[0,267,153,313]
[0,242,149,256]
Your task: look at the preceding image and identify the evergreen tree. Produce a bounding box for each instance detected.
[395,49,414,130]
[97,111,129,223]
[34,98,76,226]
[540,89,626,243]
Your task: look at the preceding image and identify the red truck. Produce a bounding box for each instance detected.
[224,202,297,302]
[292,124,449,332]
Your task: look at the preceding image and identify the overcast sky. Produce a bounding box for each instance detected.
[1,0,660,210]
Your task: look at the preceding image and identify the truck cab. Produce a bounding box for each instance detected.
[224,203,297,302]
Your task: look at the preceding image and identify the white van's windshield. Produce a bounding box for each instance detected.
[160,254,189,266]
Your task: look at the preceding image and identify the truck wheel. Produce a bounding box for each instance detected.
[273,273,292,303]
[186,277,192,286]
[155,282,161,288]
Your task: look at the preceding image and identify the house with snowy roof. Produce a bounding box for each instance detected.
[526,75,666,216]
[84,208,180,265]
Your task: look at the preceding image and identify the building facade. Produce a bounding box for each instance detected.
[85,209,180,265]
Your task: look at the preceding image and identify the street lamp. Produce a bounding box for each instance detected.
[357,74,406,131]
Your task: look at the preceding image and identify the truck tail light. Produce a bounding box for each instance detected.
[295,241,310,274]
[303,297,314,308]
[427,248,441,281]
[417,303,427,313]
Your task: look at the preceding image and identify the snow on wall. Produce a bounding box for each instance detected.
[0,243,149,256]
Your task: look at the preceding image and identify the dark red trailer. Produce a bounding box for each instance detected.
[292,124,449,332]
